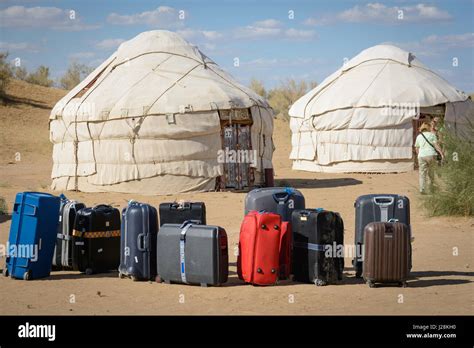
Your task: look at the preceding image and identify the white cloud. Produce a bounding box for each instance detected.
[95,38,126,50]
[0,41,39,53]
[0,5,100,30]
[305,3,453,26]
[385,32,474,57]
[107,6,183,28]
[233,19,316,40]
[69,51,96,60]
[177,29,223,41]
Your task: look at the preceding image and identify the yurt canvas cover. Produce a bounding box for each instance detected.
[289,44,471,173]
[49,31,274,194]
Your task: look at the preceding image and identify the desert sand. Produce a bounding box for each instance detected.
[0,80,472,315]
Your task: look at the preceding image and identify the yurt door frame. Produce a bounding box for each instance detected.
[218,109,255,190]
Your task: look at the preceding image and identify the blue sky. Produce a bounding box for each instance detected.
[0,0,473,92]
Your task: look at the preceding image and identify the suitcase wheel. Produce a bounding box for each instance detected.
[131,276,138,282]
[3,266,8,277]
[273,225,279,230]
[200,283,208,288]
[399,281,408,288]
[155,275,163,283]
[261,224,267,229]
[23,271,31,281]
[85,268,93,276]
[118,272,125,279]
[367,281,376,288]
[256,268,263,274]
[314,279,326,286]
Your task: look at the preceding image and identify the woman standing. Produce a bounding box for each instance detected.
[415,122,444,194]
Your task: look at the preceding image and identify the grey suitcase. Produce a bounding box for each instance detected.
[244,187,305,221]
[52,195,86,269]
[156,221,228,287]
[118,201,158,281]
[353,194,410,277]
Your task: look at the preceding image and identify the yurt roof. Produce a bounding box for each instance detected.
[289,44,469,119]
[51,30,269,121]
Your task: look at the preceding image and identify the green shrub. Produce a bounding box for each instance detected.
[0,196,7,215]
[0,52,12,99]
[26,65,53,87]
[421,128,474,216]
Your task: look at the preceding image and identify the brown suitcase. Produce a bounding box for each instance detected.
[363,222,410,288]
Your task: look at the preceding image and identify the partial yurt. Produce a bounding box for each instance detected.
[289,44,473,173]
[49,30,274,194]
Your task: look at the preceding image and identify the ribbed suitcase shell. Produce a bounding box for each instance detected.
[52,196,85,269]
[291,209,344,285]
[353,194,410,276]
[237,211,290,285]
[119,202,158,281]
[6,192,60,280]
[159,202,206,226]
[72,205,121,274]
[156,223,228,286]
[363,222,410,287]
[244,187,305,222]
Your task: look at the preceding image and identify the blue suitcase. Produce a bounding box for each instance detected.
[4,192,60,280]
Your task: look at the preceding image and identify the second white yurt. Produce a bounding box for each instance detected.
[289,44,472,173]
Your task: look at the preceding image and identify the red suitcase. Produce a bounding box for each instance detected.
[237,211,290,285]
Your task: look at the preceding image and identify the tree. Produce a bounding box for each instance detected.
[267,79,317,120]
[0,52,13,99]
[13,66,28,81]
[26,65,54,87]
[60,62,94,90]
[249,78,267,98]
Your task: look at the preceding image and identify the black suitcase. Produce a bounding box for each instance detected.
[52,195,86,270]
[72,204,121,275]
[156,221,228,287]
[291,209,344,286]
[353,194,410,277]
[118,201,158,281]
[244,187,305,222]
[159,202,206,226]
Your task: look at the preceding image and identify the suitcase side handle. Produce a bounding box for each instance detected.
[23,203,37,217]
[137,233,146,251]
[171,201,191,210]
[179,220,201,228]
[373,196,394,206]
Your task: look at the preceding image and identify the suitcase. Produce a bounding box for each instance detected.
[72,204,121,275]
[291,209,344,285]
[118,201,158,281]
[237,211,291,285]
[52,194,86,270]
[4,192,60,280]
[156,221,228,286]
[244,187,305,222]
[159,201,206,226]
[363,222,411,287]
[353,194,410,277]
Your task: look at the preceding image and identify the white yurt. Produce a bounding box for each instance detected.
[49,30,274,194]
[289,44,473,173]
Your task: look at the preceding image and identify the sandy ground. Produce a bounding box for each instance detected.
[0,81,472,315]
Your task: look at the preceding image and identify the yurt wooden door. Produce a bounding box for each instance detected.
[220,124,253,190]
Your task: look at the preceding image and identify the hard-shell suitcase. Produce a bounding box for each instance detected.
[119,201,158,281]
[156,221,228,286]
[237,211,291,285]
[244,187,305,221]
[159,201,206,226]
[291,209,344,286]
[363,222,411,287]
[72,204,121,275]
[4,192,60,280]
[52,194,85,270]
[353,194,410,277]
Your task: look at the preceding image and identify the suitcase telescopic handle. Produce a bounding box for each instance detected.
[273,192,289,203]
[373,196,394,206]
[171,202,191,210]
